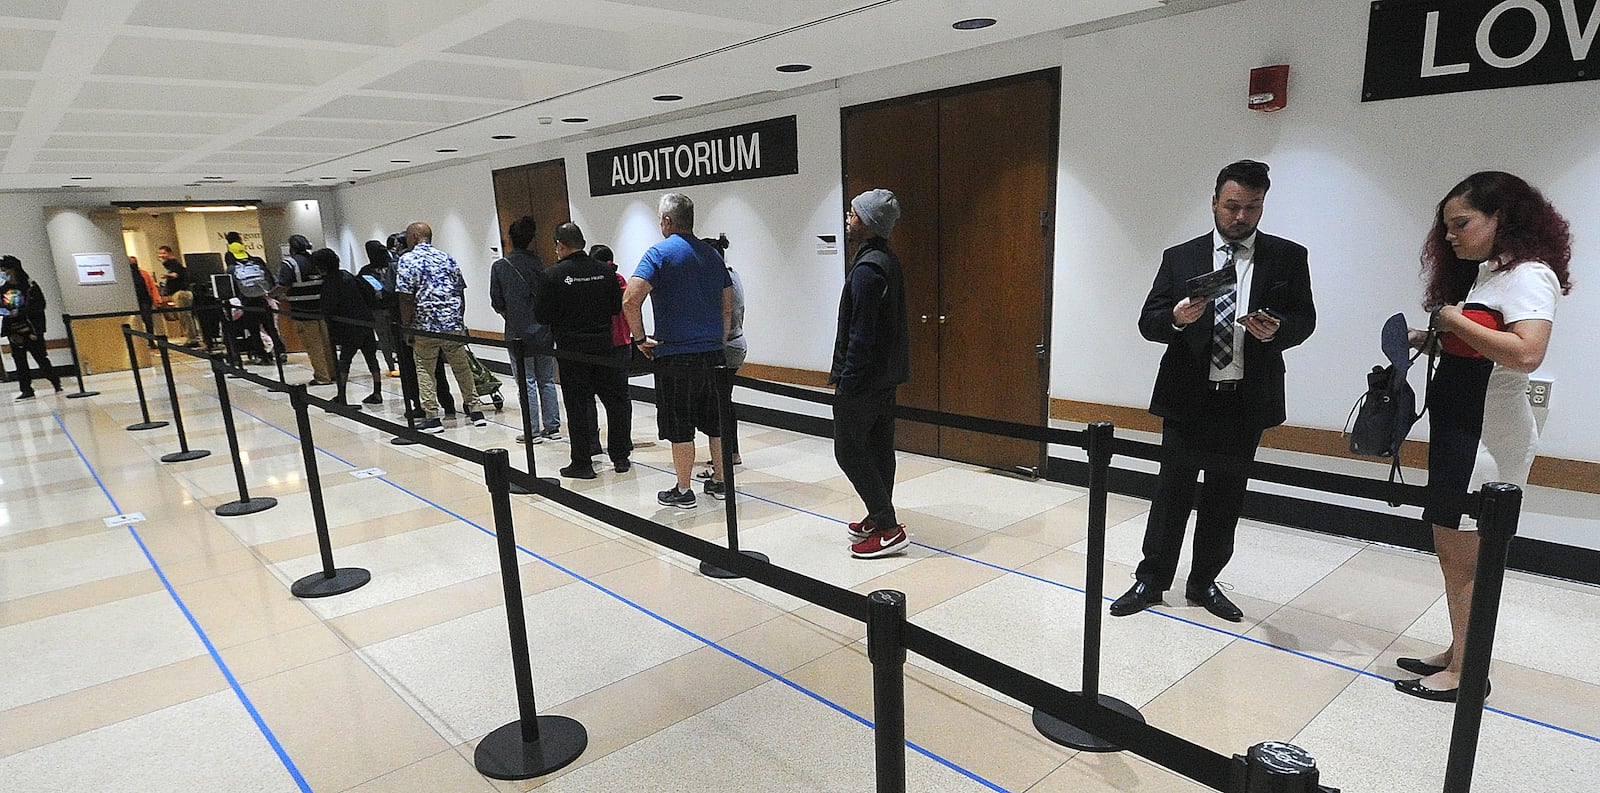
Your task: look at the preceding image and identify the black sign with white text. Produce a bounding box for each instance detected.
[1363,0,1599,101]
[586,116,799,197]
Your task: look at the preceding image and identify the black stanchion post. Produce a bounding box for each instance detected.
[867,589,908,793]
[390,325,420,446]
[1035,421,1145,750]
[286,384,372,598]
[210,356,278,517]
[507,338,556,491]
[1442,482,1521,793]
[1228,741,1338,792]
[700,366,768,579]
[121,323,168,431]
[61,313,100,398]
[155,335,211,463]
[474,449,587,780]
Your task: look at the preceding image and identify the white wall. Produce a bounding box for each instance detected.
[325,0,1598,463]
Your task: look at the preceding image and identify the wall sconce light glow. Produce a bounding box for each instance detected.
[183,205,258,213]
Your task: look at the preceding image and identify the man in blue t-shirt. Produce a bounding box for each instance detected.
[623,192,733,509]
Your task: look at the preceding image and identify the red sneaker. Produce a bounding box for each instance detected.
[850,525,908,559]
[847,517,876,541]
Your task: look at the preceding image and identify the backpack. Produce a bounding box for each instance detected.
[1344,313,1437,498]
[233,257,272,298]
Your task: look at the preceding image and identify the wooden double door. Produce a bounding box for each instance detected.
[491,159,571,263]
[842,71,1058,474]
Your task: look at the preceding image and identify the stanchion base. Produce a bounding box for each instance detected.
[1033,694,1145,752]
[474,716,588,780]
[126,421,169,431]
[67,391,99,399]
[215,497,278,517]
[390,435,419,446]
[291,567,372,598]
[160,449,212,463]
[700,549,770,579]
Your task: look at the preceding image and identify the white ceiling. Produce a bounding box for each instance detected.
[1,0,1223,191]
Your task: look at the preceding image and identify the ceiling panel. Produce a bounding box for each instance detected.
[0,29,53,75]
[30,161,166,173]
[56,111,246,134]
[197,151,321,165]
[257,117,429,140]
[445,21,630,70]
[124,0,399,47]
[225,137,365,154]
[92,36,371,87]
[303,94,503,125]
[360,60,611,103]
[70,81,301,115]
[0,1,68,21]
[612,0,851,26]
[0,111,21,133]
[0,79,35,108]
[35,149,175,163]
[43,132,204,150]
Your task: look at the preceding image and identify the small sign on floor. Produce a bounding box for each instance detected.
[349,468,386,479]
[103,512,146,527]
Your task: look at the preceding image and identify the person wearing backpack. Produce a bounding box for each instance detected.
[359,239,399,376]
[314,248,382,408]
[1,255,62,399]
[226,234,285,365]
[1392,172,1573,703]
[277,234,335,386]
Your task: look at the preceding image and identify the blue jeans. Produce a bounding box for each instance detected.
[524,354,560,432]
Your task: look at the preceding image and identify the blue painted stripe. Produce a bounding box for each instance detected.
[52,412,314,793]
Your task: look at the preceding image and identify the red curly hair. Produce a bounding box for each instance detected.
[1420,171,1573,310]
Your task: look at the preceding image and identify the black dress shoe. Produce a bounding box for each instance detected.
[1185,584,1243,622]
[612,458,631,473]
[1396,657,1447,676]
[558,464,597,480]
[1395,678,1490,703]
[1109,582,1164,617]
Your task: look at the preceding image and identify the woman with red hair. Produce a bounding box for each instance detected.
[1395,171,1573,702]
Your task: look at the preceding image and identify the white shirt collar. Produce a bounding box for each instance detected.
[1213,229,1257,255]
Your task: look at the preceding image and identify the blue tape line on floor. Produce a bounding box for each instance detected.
[53,411,314,793]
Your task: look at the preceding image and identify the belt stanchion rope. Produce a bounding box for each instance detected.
[474,448,587,780]
[867,589,908,793]
[145,332,210,463]
[508,338,557,491]
[284,383,372,598]
[700,365,768,579]
[1034,420,1145,751]
[1442,482,1522,793]
[120,323,168,431]
[59,313,100,398]
[208,355,278,517]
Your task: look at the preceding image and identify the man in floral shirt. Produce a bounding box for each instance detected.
[395,221,484,433]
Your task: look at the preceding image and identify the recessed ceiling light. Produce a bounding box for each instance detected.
[202,175,224,180]
[652,94,682,102]
[70,176,92,180]
[352,168,372,173]
[435,148,458,153]
[184,205,257,213]
[390,159,411,164]
[775,64,812,73]
[561,117,588,123]
[952,17,996,30]
[319,175,338,180]
[491,134,517,140]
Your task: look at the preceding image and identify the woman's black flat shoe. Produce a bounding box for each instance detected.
[1394,678,1490,702]
[1396,657,1447,676]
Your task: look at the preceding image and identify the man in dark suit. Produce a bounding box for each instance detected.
[1111,160,1316,622]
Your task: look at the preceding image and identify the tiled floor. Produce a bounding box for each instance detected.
[3,355,1599,792]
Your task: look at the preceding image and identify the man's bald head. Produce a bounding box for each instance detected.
[405,222,433,248]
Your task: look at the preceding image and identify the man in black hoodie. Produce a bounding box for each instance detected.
[832,189,910,559]
[535,222,630,479]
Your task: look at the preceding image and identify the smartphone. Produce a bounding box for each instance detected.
[1237,307,1283,325]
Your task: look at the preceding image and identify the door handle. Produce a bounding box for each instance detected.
[939,315,947,325]
[919,314,929,324]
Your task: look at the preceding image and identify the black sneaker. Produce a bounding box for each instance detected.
[703,479,727,501]
[362,393,383,405]
[657,486,696,508]
[417,417,444,434]
[467,410,487,427]
[15,391,36,401]
[559,464,597,480]
[612,458,631,473]
[540,428,562,441]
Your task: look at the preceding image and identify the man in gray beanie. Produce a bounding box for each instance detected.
[831,188,910,558]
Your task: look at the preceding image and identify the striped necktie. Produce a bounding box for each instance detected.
[1211,243,1236,370]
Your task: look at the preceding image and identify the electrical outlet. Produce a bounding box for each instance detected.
[1527,377,1553,407]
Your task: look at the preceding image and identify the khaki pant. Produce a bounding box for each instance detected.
[413,336,478,416]
[170,290,201,344]
[292,318,335,383]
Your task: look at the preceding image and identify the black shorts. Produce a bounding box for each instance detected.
[653,349,725,443]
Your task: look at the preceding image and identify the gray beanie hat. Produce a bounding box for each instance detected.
[850,189,901,237]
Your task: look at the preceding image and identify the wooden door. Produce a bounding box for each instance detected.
[840,71,1057,473]
[491,158,570,260]
[842,99,941,455]
[935,77,1054,472]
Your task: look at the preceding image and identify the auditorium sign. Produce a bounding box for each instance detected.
[586,116,799,197]
[1363,0,1599,101]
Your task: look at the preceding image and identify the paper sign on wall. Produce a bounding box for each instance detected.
[74,252,118,285]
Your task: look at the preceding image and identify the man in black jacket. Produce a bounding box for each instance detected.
[536,222,631,479]
[1111,160,1316,622]
[832,189,911,559]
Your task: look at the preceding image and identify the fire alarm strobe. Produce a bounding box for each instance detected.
[1249,65,1289,112]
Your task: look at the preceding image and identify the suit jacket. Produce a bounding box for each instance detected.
[1138,231,1315,429]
